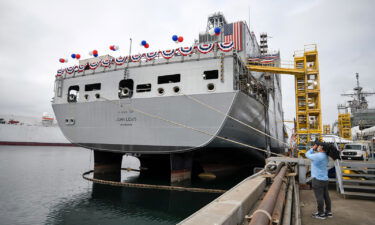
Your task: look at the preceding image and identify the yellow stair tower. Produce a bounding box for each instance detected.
[247,44,322,155]
[337,105,352,140]
[323,124,331,134]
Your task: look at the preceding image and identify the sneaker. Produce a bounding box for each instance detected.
[311,212,326,220]
[325,212,333,218]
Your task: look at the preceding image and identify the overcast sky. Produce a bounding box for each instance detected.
[0,0,374,126]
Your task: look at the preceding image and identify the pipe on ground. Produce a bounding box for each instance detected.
[249,166,288,225]
[281,178,293,225]
[270,179,287,224]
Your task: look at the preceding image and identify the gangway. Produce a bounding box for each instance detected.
[247,44,322,154]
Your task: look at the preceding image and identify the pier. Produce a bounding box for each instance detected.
[177,158,375,225]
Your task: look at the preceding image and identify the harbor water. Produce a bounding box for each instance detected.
[0,146,224,225]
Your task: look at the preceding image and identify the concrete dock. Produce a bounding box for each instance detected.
[178,159,375,225]
[300,189,375,225]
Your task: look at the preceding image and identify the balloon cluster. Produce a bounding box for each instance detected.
[140,40,149,48]
[209,27,221,36]
[71,53,81,59]
[172,35,184,43]
[109,45,119,51]
[59,58,69,63]
[89,50,99,57]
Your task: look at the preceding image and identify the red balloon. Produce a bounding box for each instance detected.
[215,33,220,36]
[144,43,149,48]
[76,54,81,59]
[109,45,114,50]
[93,50,98,55]
[59,58,65,63]
[178,36,184,42]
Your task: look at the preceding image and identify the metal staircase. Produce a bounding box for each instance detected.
[335,160,375,198]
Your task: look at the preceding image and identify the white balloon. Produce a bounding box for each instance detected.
[89,51,93,56]
[209,28,215,36]
[115,45,119,50]
[65,58,68,63]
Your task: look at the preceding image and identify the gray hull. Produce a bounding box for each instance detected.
[53,91,271,154]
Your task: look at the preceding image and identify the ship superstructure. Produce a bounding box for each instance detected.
[341,73,375,130]
[52,13,286,183]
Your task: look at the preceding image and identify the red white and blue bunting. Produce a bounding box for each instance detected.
[131,54,142,62]
[56,69,64,76]
[218,41,234,52]
[161,49,175,59]
[115,56,127,65]
[144,52,158,61]
[89,61,100,70]
[78,65,85,72]
[177,46,194,56]
[197,43,215,54]
[101,59,111,67]
[57,42,239,76]
[66,66,75,74]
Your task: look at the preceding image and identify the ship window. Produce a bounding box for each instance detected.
[203,70,218,80]
[158,74,180,84]
[136,83,152,93]
[85,83,101,91]
[119,79,134,98]
[67,85,79,103]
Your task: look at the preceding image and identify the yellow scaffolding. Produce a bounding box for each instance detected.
[247,44,322,155]
[338,113,352,140]
[323,124,331,134]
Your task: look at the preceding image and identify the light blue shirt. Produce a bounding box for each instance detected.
[306,148,329,181]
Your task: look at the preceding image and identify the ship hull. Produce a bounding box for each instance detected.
[53,91,277,155]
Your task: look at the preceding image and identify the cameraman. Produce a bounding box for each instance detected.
[306,143,332,219]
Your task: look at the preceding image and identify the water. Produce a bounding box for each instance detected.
[0,146,220,225]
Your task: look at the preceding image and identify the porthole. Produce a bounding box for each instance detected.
[173,86,180,94]
[207,83,215,91]
[95,93,100,99]
[84,94,89,100]
[157,88,165,95]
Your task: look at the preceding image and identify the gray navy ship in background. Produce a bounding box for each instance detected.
[52,13,286,183]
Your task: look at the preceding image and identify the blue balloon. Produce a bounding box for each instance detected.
[141,40,147,46]
[71,53,76,59]
[93,54,98,57]
[172,35,178,41]
[214,27,221,34]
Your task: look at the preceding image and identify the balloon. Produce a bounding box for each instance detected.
[89,51,93,56]
[59,58,65,63]
[172,35,178,41]
[141,40,147,46]
[75,54,81,59]
[71,53,76,59]
[215,32,220,36]
[93,54,98,57]
[115,45,119,50]
[64,58,68,62]
[209,28,215,36]
[109,45,114,50]
[178,36,183,42]
[93,50,98,55]
[144,43,149,48]
[214,27,221,34]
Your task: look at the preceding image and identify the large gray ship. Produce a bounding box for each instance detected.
[52,13,286,183]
